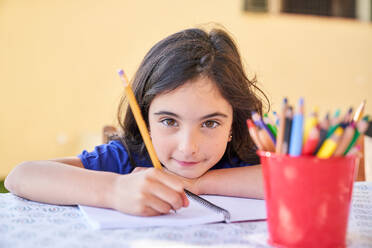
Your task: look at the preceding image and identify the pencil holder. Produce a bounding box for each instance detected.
[258,151,357,248]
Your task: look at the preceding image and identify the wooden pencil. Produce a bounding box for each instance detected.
[118,69,162,169]
[352,100,366,123]
[247,119,265,151]
[275,98,287,154]
[333,123,355,156]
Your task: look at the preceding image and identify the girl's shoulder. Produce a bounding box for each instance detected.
[78,140,152,174]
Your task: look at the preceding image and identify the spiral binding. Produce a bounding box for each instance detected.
[184,189,231,223]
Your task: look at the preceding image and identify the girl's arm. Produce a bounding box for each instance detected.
[180,165,264,199]
[5,159,188,216]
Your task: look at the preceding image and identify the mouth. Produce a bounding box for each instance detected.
[174,159,200,167]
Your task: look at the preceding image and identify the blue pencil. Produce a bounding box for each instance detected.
[289,98,304,156]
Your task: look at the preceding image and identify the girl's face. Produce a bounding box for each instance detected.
[148,77,233,179]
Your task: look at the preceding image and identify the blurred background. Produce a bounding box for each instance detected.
[1,0,371,187]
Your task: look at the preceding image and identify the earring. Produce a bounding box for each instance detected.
[228,134,232,142]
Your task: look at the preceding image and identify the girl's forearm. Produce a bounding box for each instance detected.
[197,165,265,199]
[5,161,118,207]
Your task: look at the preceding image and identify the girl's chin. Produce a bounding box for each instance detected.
[165,160,211,178]
[172,169,206,179]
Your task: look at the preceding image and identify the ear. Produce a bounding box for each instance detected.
[228,130,232,142]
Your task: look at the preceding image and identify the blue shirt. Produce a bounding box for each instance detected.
[78,140,254,174]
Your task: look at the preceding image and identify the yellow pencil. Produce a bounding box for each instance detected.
[316,127,344,159]
[118,69,162,169]
[303,107,318,144]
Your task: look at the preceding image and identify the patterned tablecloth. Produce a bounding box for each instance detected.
[1,182,371,248]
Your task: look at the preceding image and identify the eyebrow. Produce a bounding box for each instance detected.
[153,111,229,120]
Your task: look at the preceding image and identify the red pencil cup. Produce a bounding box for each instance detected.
[258,151,357,248]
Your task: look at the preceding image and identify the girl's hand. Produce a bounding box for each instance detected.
[162,168,201,195]
[110,168,189,216]
[132,167,201,194]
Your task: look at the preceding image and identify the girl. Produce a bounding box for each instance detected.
[5,27,268,217]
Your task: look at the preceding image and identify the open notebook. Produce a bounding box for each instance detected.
[79,192,266,229]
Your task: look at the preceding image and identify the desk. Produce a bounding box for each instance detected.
[1,182,371,248]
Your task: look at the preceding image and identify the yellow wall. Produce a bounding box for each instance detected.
[1,0,371,177]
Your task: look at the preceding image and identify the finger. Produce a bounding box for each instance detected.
[145,193,174,214]
[182,191,189,207]
[152,169,184,193]
[141,206,163,217]
[148,179,185,210]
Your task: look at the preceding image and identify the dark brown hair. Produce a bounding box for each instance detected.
[117,27,269,166]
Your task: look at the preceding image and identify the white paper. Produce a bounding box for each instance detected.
[79,195,266,229]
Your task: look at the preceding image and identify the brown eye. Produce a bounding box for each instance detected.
[202,120,219,129]
[161,118,178,127]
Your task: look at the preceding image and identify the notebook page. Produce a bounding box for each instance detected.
[79,197,223,229]
[79,195,266,229]
[348,182,372,235]
[202,195,267,222]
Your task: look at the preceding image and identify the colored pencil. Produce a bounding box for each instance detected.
[272,111,279,126]
[313,113,330,154]
[258,127,276,152]
[302,125,320,155]
[342,107,353,124]
[326,109,342,139]
[316,127,344,158]
[275,98,288,154]
[333,123,355,157]
[352,100,366,123]
[303,107,318,144]
[246,119,265,151]
[289,98,304,156]
[343,117,369,155]
[282,106,293,154]
[263,113,278,138]
[252,111,276,144]
[118,69,162,169]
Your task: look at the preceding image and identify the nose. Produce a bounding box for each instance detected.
[177,128,199,157]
